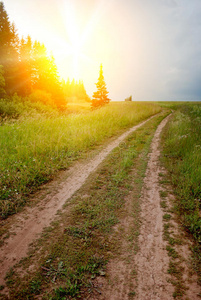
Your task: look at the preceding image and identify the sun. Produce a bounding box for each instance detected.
[53,2,86,80]
[45,1,100,81]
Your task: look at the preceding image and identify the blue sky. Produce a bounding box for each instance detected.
[3,0,201,101]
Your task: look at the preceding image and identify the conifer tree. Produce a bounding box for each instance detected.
[0,64,6,97]
[32,41,66,109]
[91,64,110,108]
[18,35,33,95]
[0,2,20,94]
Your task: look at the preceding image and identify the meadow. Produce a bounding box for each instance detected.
[0,101,161,218]
[162,103,201,282]
[162,103,201,242]
[5,111,167,299]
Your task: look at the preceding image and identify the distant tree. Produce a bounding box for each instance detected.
[125,95,132,101]
[62,78,90,102]
[0,2,67,109]
[32,42,66,109]
[0,2,12,65]
[91,64,110,109]
[0,3,20,94]
[0,64,6,97]
[18,35,33,96]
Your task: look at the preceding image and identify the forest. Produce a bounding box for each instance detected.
[0,1,90,114]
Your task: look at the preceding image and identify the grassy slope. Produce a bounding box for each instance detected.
[162,102,201,283]
[0,102,161,218]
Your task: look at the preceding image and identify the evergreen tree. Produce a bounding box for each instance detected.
[91,64,110,108]
[0,2,12,63]
[62,78,90,102]
[18,35,33,95]
[32,41,66,109]
[0,3,20,94]
[0,64,6,97]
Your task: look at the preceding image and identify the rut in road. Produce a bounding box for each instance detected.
[93,114,200,300]
[92,114,173,300]
[0,114,157,285]
[135,115,173,300]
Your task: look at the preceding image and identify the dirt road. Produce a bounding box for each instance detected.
[0,115,156,286]
[92,114,200,300]
[135,116,173,299]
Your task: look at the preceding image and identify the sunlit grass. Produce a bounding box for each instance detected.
[0,101,161,218]
[162,103,201,284]
[5,112,167,299]
[163,104,201,241]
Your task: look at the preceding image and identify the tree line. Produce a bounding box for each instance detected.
[62,79,91,102]
[0,2,89,110]
[0,2,111,111]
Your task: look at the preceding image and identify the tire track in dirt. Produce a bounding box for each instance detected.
[135,115,174,300]
[135,115,200,299]
[92,114,173,300]
[0,114,158,285]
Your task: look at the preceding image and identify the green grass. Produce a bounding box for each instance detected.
[1,112,168,299]
[157,101,195,110]
[163,213,171,221]
[162,103,201,242]
[162,102,201,284]
[160,190,168,198]
[0,101,161,218]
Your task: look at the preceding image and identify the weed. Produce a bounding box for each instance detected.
[42,261,67,282]
[160,200,167,209]
[159,179,170,185]
[30,279,41,295]
[163,214,171,221]
[166,246,179,259]
[160,190,168,198]
[128,290,136,297]
[168,261,181,277]
[168,237,182,246]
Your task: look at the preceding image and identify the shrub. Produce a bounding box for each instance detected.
[29,90,55,107]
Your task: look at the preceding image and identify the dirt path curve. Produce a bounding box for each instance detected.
[135,115,173,299]
[0,114,158,285]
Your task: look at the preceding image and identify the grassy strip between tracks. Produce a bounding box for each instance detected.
[1,110,169,299]
[0,101,161,219]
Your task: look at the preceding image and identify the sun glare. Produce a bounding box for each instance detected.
[55,1,84,80]
[49,0,103,81]
[41,0,108,83]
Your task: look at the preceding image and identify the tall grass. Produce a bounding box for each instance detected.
[0,101,161,218]
[162,103,201,243]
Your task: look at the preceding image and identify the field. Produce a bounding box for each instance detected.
[162,103,201,285]
[0,101,160,218]
[162,103,201,243]
[0,101,201,299]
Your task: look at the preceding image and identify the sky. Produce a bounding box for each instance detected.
[3,0,201,101]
